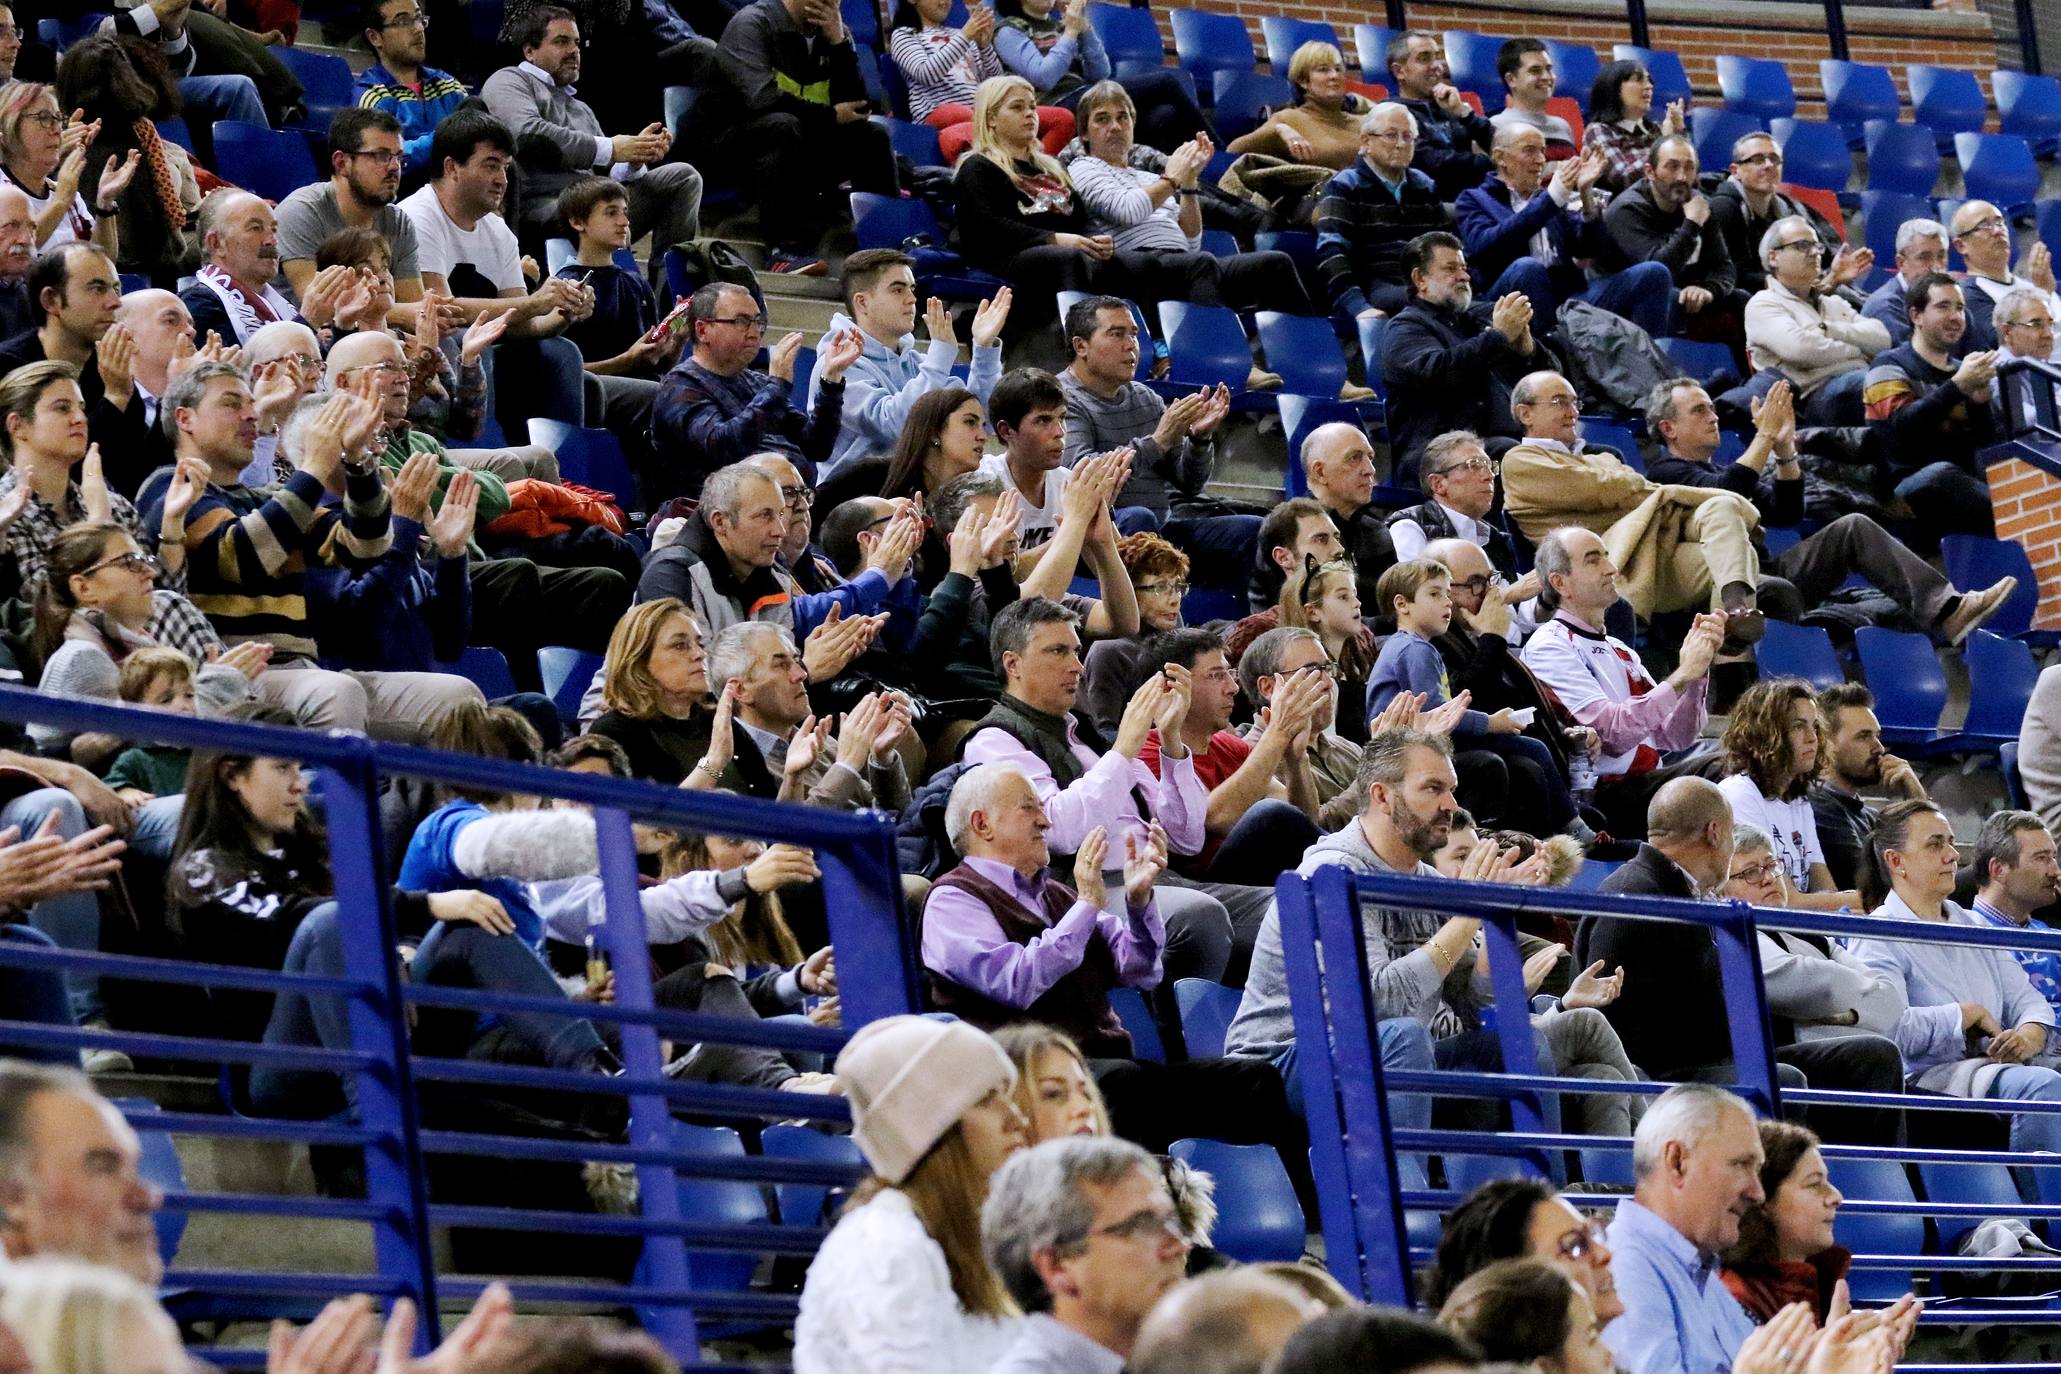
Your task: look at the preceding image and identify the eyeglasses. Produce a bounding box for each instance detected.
[379,10,428,27]
[1556,1224,1608,1262]
[1451,571,1504,596]
[1435,457,1495,476]
[346,148,404,168]
[1964,216,2009,237]
[1735,152,1784,168]
[1286,661,1342,682]
[0,26,23,40]
[1772,239,1822,258]
[21,110,60,130]
[779,484,814,509]
[1136,580,1189,597]
[1087,1206,1185,1244]
[345,361,409,377]
[2007,316,2058,332]
[710,315,768,332]
[1729,858,1781,886]
[83,551,158,577]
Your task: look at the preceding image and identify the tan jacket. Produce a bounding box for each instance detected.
[1744,281,1891,395]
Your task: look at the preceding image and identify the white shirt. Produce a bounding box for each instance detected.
[978,452,1068,549]
[1389,500,1539,640]
[398,184,524,295]
[1717,773,1827,893]
[8,166,92,250]
[1967,271,2061,323]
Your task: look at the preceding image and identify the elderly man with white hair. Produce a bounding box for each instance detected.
[1314,101,1453,321]
[984,1136,1191,1374]
[1735,215,1890,427]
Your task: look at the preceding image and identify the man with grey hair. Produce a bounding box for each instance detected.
[1386,31,1494,197]
[1736,214,1888,426]
[1861,218,1982,350]
[984,1136,1189,1373]
[1386,430,1525,597]
[1128,1268,1319,1374]
[1991,283,2061,432]
[1971,810,2061,1024]
[181,189,347,349]
[1236,626,1362,829]
[0,184,36,340]
[1602,1083,1762,1374]
[0,1059,165,1285]
[1314,101,1452,320]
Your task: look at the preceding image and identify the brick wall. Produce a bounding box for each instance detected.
[1991,460,2061,628]
[1164,0,2002,124]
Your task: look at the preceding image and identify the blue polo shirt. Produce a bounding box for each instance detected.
[1603,1197,1757,1374]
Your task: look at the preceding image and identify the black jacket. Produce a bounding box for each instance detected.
[1380,299,1557,483]
[1599,180,1738,296]
[716,0,868,129]
[0,330,162,498]
[1584,843,1732,1076]
[1708,179,1838,296]
[1643,451,1805,528]
[1385,499,1518,578]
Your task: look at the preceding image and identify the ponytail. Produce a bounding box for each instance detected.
[1859,798,1945,910]
[31,522,126,663]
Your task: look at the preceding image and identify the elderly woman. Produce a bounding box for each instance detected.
[587,599,760,790]
[1428,1178,1627,1317]
[1438,1258,1617,1374]
[1581,59,1685,195]
[1229,40,1371,172]
[0,1257,188,1374]
[1717,679,1862,913]
[1064,80,1310,314]
[795,1016,1029,1373]
[0,81,136,255]
[992,0,1207,152]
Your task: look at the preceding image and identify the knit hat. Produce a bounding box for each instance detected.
[835,1017,1018,1185]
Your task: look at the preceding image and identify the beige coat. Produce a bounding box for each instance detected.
[1744,281,1891,396]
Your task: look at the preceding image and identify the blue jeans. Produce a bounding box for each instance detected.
[411,921,609,1071]
[0,925,75,1063]
[1894,461,1994,540]
[1984,1063,2061,1206]
[1486,258,1674,341]
[178,74,266,127]
[1114,507,1263,591]
[1275,1015,1559,1129]
[2,788,98,1021]
[254,903,353,1118]
[484,337,587,435]
[129,794,185,865]
[1721,366,1868,427]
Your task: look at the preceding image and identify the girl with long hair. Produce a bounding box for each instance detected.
[1426,1178,1625,1320]
[815,386,989,515]
[0,81,135,254]
[1717,679,1860,912]
[52,35,198,282]
[1279,559,1373,744]
[1581,59,1685,195]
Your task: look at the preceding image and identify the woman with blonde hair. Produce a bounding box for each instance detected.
[0,1257,185,1374]
[587,599,761,791]
[795,1016,1029,1372]
[0,81,136,253]
[1227,41,1372,172]
[1279,560,1374,744]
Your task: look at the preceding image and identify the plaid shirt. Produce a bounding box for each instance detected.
[0,468,184,598]
[1581,119,1662,196]
[146,588,224,664]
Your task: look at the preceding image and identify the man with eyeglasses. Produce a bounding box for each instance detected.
[1314,102,1453,322]
[649,282,860,498]
[1735,215,1887,427]
[355,0,470,177]
[1950,198,2061,346]
[1990,284,2061,433]
[0,7,19,81]
[1386,429,1524,598]
[1862,271,2003,540]
[276,109,432,333]
[1298,421,1396,614]
[1709,133,1851,298]
[984,1137,1193,1374]
[1236,626,1364,829]
[1385,31,1494,198]
[0,182,30,339]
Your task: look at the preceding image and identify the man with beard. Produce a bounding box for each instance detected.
[354,0,470,177]
[1598,135,1744,347]
[1385,32,1494,198]
[1861,271,2002,540]
[182,191,355,349]
[1808,683,1929,892]
[1224,727,1555,1118]
[275,108,436,331]
[1314,102,1452,323]
[0,184,35,339]
[1380,232,1550,483]
[0,244,155,494]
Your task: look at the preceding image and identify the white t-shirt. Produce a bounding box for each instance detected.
[11,167,93,250]
[1718,773,1827,893]
[978,452,1068,549]
[398,184,523,298]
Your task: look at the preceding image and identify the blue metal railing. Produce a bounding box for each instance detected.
[0,684,915,1367]
[1280,863,2061,1321]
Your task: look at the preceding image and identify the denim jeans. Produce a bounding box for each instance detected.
[2,787,97,1021]
[253,903,353,1118]
[411,922,609,1071]
[1894,461,1994,542]
[178,74,267,127]
[0,924,75,1063]
[1984,1063,2061,1206]
[1485,258,1674,340]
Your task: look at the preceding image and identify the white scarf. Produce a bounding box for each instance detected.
[195,263,295,345]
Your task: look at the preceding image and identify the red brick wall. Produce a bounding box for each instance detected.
[1991,459,2061,628]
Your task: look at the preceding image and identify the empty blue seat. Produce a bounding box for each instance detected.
[1961,631,2038,745]
[1865,119,1942,195]
[1445,1152,1539,1195]
[1090,2,1167,69]
[527,418,637,508]
[1158,301,1253,390]
[1354,24,1402,85]
[1175,979,1242,1059]
[1690,108,1767,177]
[437,647,521,700]
[1908,64,1987,143]
[1199,226,1241,257]
[1255,228,1319,280]
[1941,534,2049,643]
[1444,31,1506,113]
[1168,1140,1305,1262]
[1171,8,1257,88]
[849,193,1007,300]
[653,1122,765,1292]
[276,47,354,131]
[1545,41,1599,109]
[211,121,321,205]
[839,0,877,46]
[1109,987,1168,1063]
[1770,117,1852,193]
[1276,395,1364,497]
[877,116,943,168]
[1821,59,1901,145]
[1954,132,2040,213]
[537,646,605,725]
[760,1124,865,1228]
[1717,55,1796,121]
[1212,70,1293,144]
[1854,626,1952,749]
[1916,1159,2024,1253]
[1613,44,1691,109]
[1563,860,1622,894]
[155,116,194,153]
[1756,619,1845,691]
[38,12,108,48]
[1996,68,2061,155]
[1262,17,1339,73]
[1861,190,1933,273]
[1581,419,1645,474]
[1824,1156,1922,1301]
[1658,336,1736,387]
[1358,314,1389,396]
[1256,312,1350,400]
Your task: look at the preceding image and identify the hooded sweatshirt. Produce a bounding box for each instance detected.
[807,310,1001,479]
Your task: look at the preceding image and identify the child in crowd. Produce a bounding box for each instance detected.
[553,178,680,380]
[104,648,199,804]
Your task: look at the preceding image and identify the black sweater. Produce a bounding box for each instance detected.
[953,154,1086,271]
[1583,844,1733,1076]
[1599,180,1738,295]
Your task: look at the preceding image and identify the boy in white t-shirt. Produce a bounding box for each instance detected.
[981,368,1074,551]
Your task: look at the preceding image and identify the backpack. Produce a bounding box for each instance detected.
[1554,297,1684,416]
[662,238,764,313]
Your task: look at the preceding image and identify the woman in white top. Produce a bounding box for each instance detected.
[0,82,133,255]
[795,1015,1029,1374]
[1715,679,1861,912]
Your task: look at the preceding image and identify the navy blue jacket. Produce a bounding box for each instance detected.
[1314,159,1449,317]
[1454,175,1609,290]
[1398,95,1494,198]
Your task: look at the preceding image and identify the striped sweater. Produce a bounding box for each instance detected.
[1313,158,1450,318]
[176,465,393,661]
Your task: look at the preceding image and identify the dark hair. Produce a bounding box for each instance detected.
[1587,59,1649,125]
[54,32,180,125]
[1496,36,1546,85]
[1145,625,1223,675]
[327,106,402,159]
[514,4,578,52]
[314,225,391,272]
[431,701,544,804]
[1384,29,1432,80]
[1647,133,1695,169]
[1258,497,1328,566]
[988,367,1065,433]
[30,520,128,659]
[990,596,1079,679]
[549,732,632,777]
[686,280,762,338]
[1904,269,1958,321]
[26,242,103,328]
[882,386,980,498]
[1859,797,1948,910]
[1816,682,1874,721]
[1720,678,1822,801]
[360,0,404,44]
[1722,1119,1823,1270]
[1974,809,2052,889]
[1273,1307,1482,1374]
[1437,1258,1577,1364]
[1063,294,1131,347]
[429,108,514,178]
[842,247,915,308]
[1403,231,1464,286]
[168,703,330,926]
[480,1320,678,1374]
[558,175,627,229]
[887,0,924,32]
[1425,1177,1557,1307]
[818,496,893,577]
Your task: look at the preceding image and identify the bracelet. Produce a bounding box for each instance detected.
[693,759,720,778]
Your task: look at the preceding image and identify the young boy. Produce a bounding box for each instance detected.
[1366,559,1522,736]
[104,649,199,802]
[553,177,680,380]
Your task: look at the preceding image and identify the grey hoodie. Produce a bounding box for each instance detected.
[807,311,1002,478]
[1224,821,1477,1062]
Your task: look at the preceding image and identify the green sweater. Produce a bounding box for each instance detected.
[104,743,190,795]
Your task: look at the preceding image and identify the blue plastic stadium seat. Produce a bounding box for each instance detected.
[1255,312,1350,401]
[1562,859,1622,893]
[1756,619,1846,692]
[211,121,321,205]
[650,1122,765,1292]
[1169,1140,1306,1262]
[1917,1158,2024,1253]
[1954,132,2040,213]
[876,116,943,168]
[1581,419,1645,474]
[1057,291,1155,381]
[1443,31,1506,113]
[1863,121,1943,198]
[437,647,521,701]
[156,115,195,154]
[1854,626,1953,750]
[1445,1152,1540,1196]
[1820,59,1901,146]
[1277,395,1365,496]
[1996,69,2061,155]
[1545,41,1600,109]
[1254,229,1319,281]
[1658,336,1736,387]
[276,47,355,131]
[1174,979,1242,1059]
[1613,44,1691,109]
[1262,17,1339,73]
[38,12,109,48]
[1717,55,1796,121]
[849,193,1007,300]
[1089,2,1167,70]
[1941,534,2051,644]
[1171,8,1257,89]
[1108,987,1169,1063]
[839,0,878,47]
[1212,71,1294,144]
[1182,586,1242,624]
[1907,64,1987,145]
[1770,117,1852,193]
[1158,301,1254,391]
[1960,631,2038,746]
[527,419,638,509]
[1824,1156,1922,1301]
[538,646,605,726]
[1691,108,1767,176]
[760,1123,865,1228]
[112,1101,188,1268]
[1861,190,1933,275]
[2004,739,2031,808]
[1199,226,1241,257]
[1355,24,1402,85]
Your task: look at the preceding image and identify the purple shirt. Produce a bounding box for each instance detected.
[920,855,1166,1007]
[962,722,1208,857]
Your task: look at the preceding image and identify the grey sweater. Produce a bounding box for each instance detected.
[34,611,255,750]
[2022,663,2061,835]
[481,62,615,209]
[1058,366,1215,519]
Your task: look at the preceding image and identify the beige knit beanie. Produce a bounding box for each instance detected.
[834,1016,1017,1184]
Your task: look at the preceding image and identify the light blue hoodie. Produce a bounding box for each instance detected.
[807,311,1002,478]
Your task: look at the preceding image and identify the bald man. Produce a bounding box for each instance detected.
[1950,197,2061,347]
[1297,420,1395,611]
[1129,1269,1320,1374]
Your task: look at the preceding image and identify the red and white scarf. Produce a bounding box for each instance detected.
[194,263,295,345]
